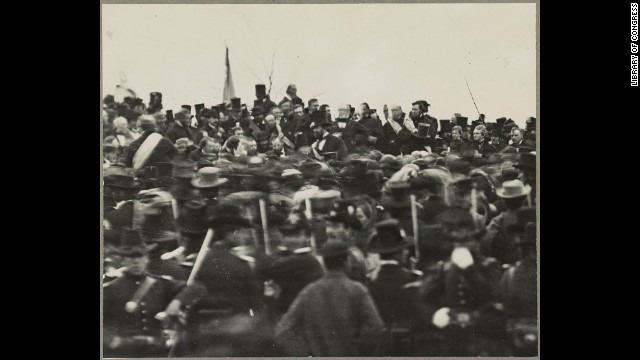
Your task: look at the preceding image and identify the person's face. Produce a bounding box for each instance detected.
[310,102,320,113]
[391,108,402,120]
[288,85,297,96]
[115,122,128,133]
[326,221,349,242]
[325,107,331,116]
[338,107,351,118]
[511,130,523,143]
[122,255,148,276]
[198,116,209,127]
[272,139,283,151]
[452,130,461,140]
[234,129,244,137]
[312,126,324,139]
[208,117,220,127]
[179,117,191,127]
[473,129,483,141]
[271,108,283,120]
[176,140,188,153]
[203,141,219,154]
[280,103,292,114]
[293,107,303,117]
[355,207,371,229]
[410,105,421,119]
[491,135,501,143]
[265,115,276,126]
[253,114,264,123]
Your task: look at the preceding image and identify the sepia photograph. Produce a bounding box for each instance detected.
[101,0,538,357]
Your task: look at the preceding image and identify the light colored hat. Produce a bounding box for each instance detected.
[191,167,229,188]
[496,179,531,199]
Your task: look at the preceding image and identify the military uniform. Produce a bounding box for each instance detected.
[103,272,186,357]
[415,256,507,356]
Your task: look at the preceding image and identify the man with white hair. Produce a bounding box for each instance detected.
[113,116,141,148]
[122,115,178,170]
[382,105,413,155]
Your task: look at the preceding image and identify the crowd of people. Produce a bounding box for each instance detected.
[102,83,538,357]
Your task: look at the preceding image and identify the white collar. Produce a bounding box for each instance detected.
[293,247,312,254]
[379,260,400,266]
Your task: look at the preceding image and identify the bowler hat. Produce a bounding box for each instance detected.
[177,200,209,234]
[368,219,411,254]
[496,180,531,199]
[191,167,229,188]
[318,240,350,258]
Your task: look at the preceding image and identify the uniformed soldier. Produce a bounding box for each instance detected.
[414,208,507,356]
[103,228,189,358]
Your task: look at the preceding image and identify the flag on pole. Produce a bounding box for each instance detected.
[222,46,236,104]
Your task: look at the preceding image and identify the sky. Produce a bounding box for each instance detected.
[101,3,536,127]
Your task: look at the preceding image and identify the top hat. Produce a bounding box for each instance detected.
[112,227,153,257]
[230,98,242,111]
[177,200,209,234]
[412,122,431,139]
[309,111,331,128]
[456,117,469,130]
[382,181,412,209]
[496,179,531,199]
[210,105,221,115]
[255,84,267,97]
[514,152,536,170]
[439,120,452,134]
[165,110,174,123]
[496,117,507,125]
[194,103,205,115]
[368,219,411,254]
[191,167,229,188]
[318,240,350,258]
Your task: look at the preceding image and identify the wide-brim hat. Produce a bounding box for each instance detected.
[367,219,411,254]
[496,179,531,199]
[191,167,229,188]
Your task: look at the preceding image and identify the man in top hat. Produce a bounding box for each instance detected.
[122,115,178,171]
[103,228,189,358]
[166,109,197,144]
[253,84,277,112]
[415,207,506,356]
[279,84,304,107]
[366,219,421,356]
[166,202,262,316]
[497,211,537,356]
[256,212,325,318]
[382,105,413,156]
[480,179,532,265]
[310,111,348,161]
[274,241,384,357]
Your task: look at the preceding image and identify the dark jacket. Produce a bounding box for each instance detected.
[166,122,197,144]
[122,131,178,168]
[312,133,348,161]
[357,116,388,153]
[275,271,385,357]
[103,273,185,341]
[257,249,325,314]
[367,263,419,328]
[449,138,468,155]
[405,115,438,153]
[497,257,537,319]
[293,114,313,147]
[471,140,496,157]
[279,115,299,147]
[173,242,261,312]
[334,119,368,154]
[382,116,413,155]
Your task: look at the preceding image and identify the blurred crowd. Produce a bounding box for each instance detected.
[102,84,538,357]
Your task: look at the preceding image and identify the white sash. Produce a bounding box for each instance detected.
[132,133,163,170]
